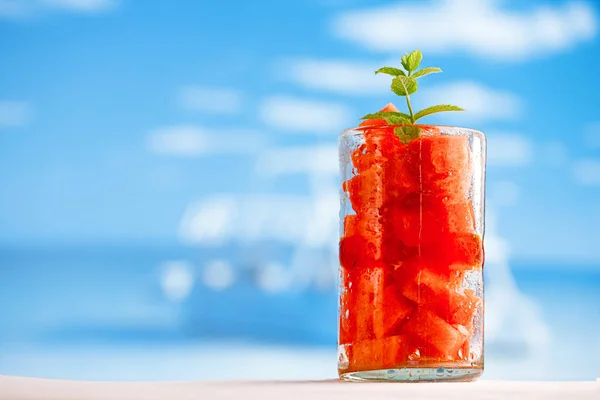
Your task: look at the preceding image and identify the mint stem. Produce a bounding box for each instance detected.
[405,94,415,123]
[405,70,415,123]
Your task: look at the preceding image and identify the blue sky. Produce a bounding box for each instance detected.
[1,0,600,263]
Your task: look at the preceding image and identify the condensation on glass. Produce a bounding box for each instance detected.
[338,125,486,382]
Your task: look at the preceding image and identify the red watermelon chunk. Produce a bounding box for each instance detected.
[340,215,383,269]
[398,263,481,327]
[391,257,424,290]
[339,235,371,270]
[447,233,484,270]
[346,164,385,214]
[426,134,470,171]
[385,202,428,248]
[440,200,477,235]
[343,214,358,237]
[381,230,418,266]
[381,284,415,337]
[448,288,481,327]
[339,269,356,345]
[409,134,472,197]
[383,147,419,200]
[345,334,412,373]
[417,232,483,275]
[391,131,471,198]
[402,308,469,359]
[342,213,382,254]
[384,195,476,250]
[349,266,387,341]
[359,103,400,128]
[351,144,370,173]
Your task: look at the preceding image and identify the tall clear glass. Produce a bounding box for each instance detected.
[338,124,486,382]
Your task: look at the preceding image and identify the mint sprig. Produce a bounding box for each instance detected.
[362,50,464,142]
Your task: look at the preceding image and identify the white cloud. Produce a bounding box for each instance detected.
[202,260,235,291]
[147,125,267,157]
[179,192,339,248]
[255,145,338,177]
[281,59,389,95]
[331,0,597,61]
[418,81,522,122]
[147,126,207,156]
[259,96,351,134]
[0,0,115,17]
[160,260,195,302]
[179,196,238,244]
[0,101,32,127]
[583,122,600,148]
[179,195,313,245]
[486,133,533,167]
[178,86,242,115]
[573,158,600,185]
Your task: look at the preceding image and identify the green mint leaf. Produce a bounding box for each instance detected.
[405,50,423,72]
[394,125,421,144]
[411,67,442,79]
[385,115,411,125]
[375,67,406,77]
[401,54,410,71]
[413,104,464,122]
[361,111,412,121]
[361,111,412,125]
[391,76,418,96]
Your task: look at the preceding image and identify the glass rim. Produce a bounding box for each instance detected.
[339,124,485,138]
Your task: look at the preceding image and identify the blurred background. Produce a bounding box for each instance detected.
[1,0,599,382]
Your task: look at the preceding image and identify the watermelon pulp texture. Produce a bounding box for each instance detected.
[339,106,483,373]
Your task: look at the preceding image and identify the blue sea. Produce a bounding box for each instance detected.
[0,245,599,381]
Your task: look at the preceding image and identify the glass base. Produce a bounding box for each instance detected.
[340,366,483,382]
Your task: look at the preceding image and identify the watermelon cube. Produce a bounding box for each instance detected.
[381,284,415,337]
[339,269,356,345]
[397,262,481,327]
[339,235,371,270]
[413,134,472,195]
[401,308,469,360]
[346,164,385,216]
[419,232,483,274]
[349,266,387,341]
[345,334,412,373]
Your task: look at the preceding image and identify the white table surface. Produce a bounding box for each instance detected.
[1,376,598,400]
